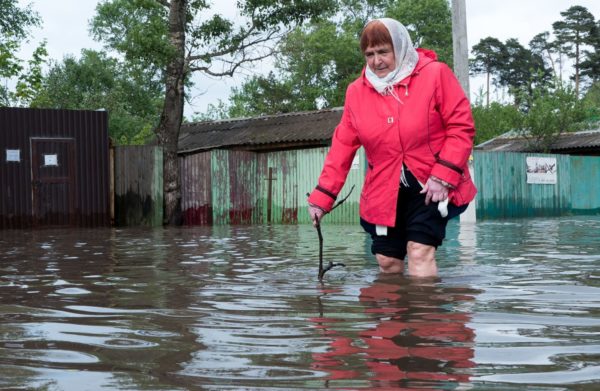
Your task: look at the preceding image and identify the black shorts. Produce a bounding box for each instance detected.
[360,168,466,260]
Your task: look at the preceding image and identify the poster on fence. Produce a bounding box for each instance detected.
[526,157,557,184]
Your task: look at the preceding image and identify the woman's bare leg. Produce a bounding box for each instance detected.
[375,254,405,274]
[406,241,438,277]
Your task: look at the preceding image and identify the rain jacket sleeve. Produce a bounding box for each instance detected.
[308,100,361,212]
[428,63,475,188]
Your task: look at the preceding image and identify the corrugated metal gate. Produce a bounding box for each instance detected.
[30,138,77,227]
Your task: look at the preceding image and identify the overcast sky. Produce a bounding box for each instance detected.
[16,0,600,116]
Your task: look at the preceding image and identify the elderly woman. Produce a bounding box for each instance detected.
[307,18,477,277]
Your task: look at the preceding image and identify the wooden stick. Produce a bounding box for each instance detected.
[308,185,355,281]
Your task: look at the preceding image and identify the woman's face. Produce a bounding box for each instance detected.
[365,43,396,78]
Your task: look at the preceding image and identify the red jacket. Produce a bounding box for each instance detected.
[309,49,477,227]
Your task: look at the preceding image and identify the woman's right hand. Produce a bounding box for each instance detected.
[308,203,326,227]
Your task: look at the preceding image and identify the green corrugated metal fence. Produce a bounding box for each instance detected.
[473,151,600,219]
[113,147,600,226]
[570,155,600,214]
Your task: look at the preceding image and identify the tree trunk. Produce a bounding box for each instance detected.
[156,0,186,225]
[486,70,490,108]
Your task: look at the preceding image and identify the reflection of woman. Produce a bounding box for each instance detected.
[307,18,477,277]
[358,276,476,386]
[310,277,476,387]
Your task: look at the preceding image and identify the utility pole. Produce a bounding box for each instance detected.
[452,0,470,98]
[452,0,476,223]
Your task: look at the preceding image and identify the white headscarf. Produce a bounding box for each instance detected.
[364,18,419,97]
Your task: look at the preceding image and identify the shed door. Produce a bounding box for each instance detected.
[31,138,76,227]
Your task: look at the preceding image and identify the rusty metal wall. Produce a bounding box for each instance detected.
[114,146,163,227]
[294,147,364,225]
[0,107,110,229]
[179,147,365,226]
[208,150,259,225]
[180,152,212,225]
[257,150,299,224]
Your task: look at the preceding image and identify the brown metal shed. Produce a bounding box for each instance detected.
[1,107,110,229]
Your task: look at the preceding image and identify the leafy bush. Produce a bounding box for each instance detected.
[472,102,523,145]
[519,86,588,151]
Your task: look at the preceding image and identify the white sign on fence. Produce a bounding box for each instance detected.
[526,157,557,184]
[6,149,20,162]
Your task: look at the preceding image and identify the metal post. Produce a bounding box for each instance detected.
[452,0,477,222]
[266,167,275,223]
[452,0,470,98]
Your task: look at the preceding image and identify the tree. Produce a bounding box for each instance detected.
[11,41,47,106]
[520,86,588,152]
[387,0,453,65]
[224,18,363,117]
[220,0,453,118]
[579,20,600,84]
[552,5,596,96]
[582,80,600,123]
[91,0,335,225]
[471,102,522,145]
[497,38,550,104]
[31,50,163,144]
[529,31,564,83]
[0,0,43,106]
[470,37,505,107]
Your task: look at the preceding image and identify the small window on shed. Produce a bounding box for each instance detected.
[43,154,59,167]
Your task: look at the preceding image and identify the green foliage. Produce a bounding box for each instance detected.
[219,0,453,118]
[224,18,364,117]
[227,72,302,117]
[386,0,453,64]
[12,41,47,106]
[473,83,598,149]
[31,50,163,145]
[581,81,600,122]
[0,0,41,39]
[499,38,550,101]
[0,0,43,106]
[580,21,600,84]
[471,5,600,105]
[529,31,562,82]
[472,102,523,145]
[552,5,596,94]
[470,36,506,106]
[552,5,596,57]
[519,86,589,152]
[91,0,170,76]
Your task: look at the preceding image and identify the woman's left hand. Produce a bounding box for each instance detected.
[420,177,448,205]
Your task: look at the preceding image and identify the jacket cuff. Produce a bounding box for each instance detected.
[430,163,462,188]
[307,185,337,212]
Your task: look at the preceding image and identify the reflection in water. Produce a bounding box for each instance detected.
[0,217,599,390]
[311,277,477,389]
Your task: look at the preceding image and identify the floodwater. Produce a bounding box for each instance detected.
[1,216,599,391]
